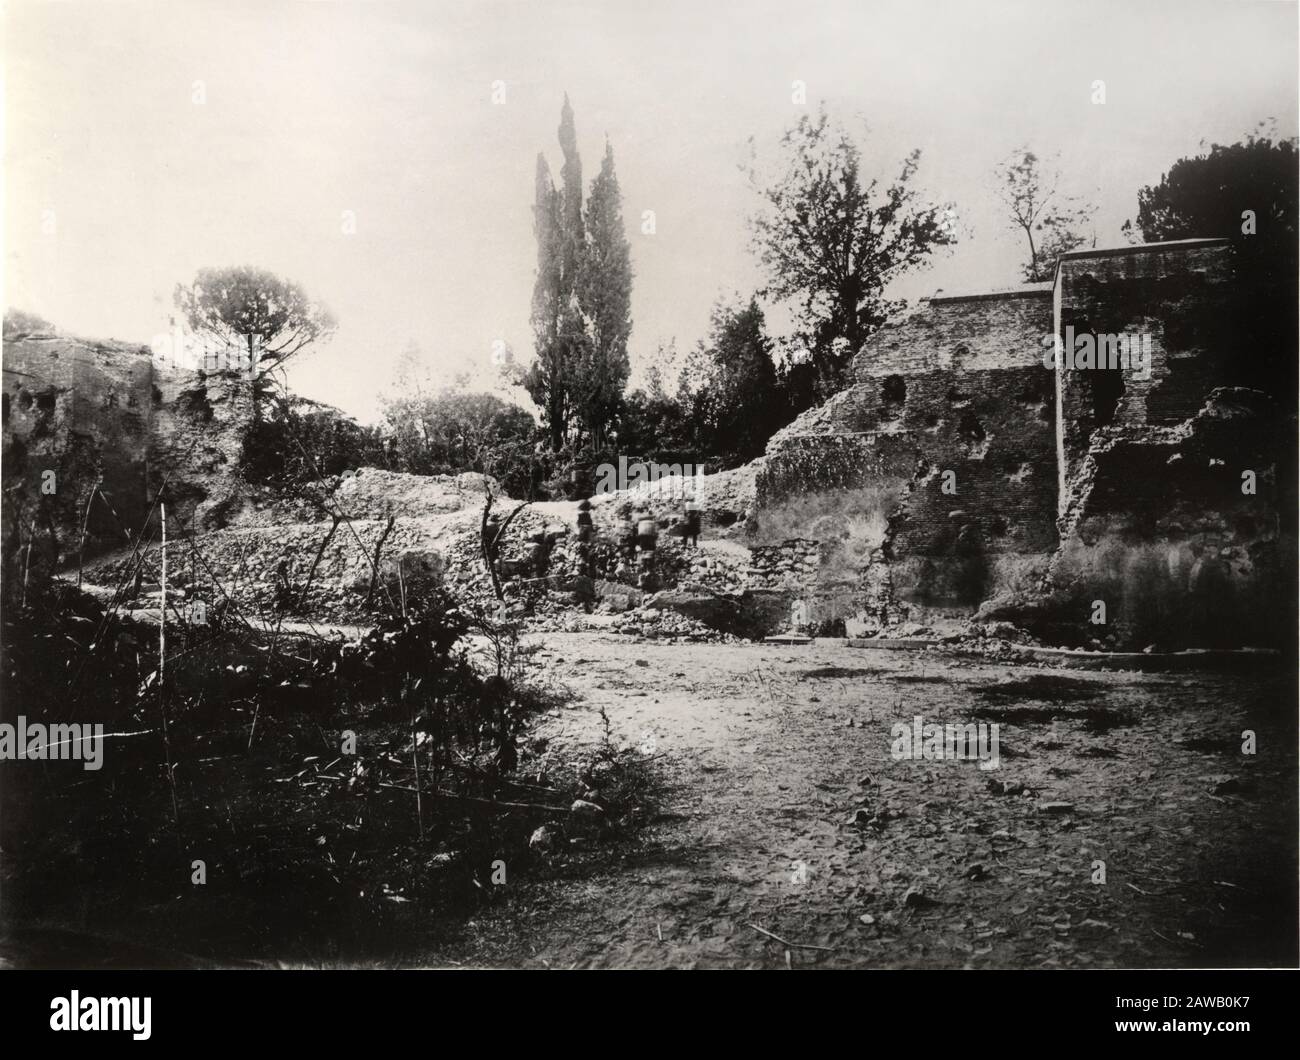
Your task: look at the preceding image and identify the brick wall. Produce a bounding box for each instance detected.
[760,288,1059,618]
[1054,239,1235,490]
[853,284,1053,379]
[1042,388,1291,648]
[754,238,1291,639]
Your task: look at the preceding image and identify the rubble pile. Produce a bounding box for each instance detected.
[87,513,481,621]
[79,463,772,636]
[606,603,741,643]
[332,468,497,518]
[585,458,759,538]
[934,620,1040,661]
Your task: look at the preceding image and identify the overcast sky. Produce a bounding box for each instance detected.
[5,0,1297,422]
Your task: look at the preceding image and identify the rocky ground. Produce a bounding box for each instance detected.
[433,634,1296,969]
[37,461,1299,970]
[79,465,763,629]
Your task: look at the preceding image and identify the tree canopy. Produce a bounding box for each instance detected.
[994,147,1095,282]
[746,106,955,396]
[1127,130,1298,399]
[524,97,633,454]
[174,266,337,415]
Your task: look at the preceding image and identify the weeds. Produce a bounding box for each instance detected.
[0,572,648,964]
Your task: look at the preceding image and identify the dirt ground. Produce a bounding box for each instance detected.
[439,634,1296,969]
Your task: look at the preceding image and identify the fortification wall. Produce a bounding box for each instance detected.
[759,288,1058,624]
[984,388,1293,648]
[1054,239,1235,489]
[756,239,1292,644]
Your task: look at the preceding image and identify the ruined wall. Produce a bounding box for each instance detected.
[754,238,1292,644]
[1033,239,1292,647]
[752,431,916,623]
[583,458,758,540]
[759,287,1059,624]
[991,388,1292,648]
[747,539,821,591]
[2,330,155,567]
[2,328,253,572]
[149,364,253,535]
[1055,239,1236,493]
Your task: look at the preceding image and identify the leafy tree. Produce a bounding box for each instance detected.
[574,141,633,451]
[380,357,540,497]
[241,392,387,490]
[746,106,955,394]
[620,389,688,466]
[995,147,1095,282]
[619,303,789,470]
[174,266,337,418]
[526,114,576,452]
[1125,128,1297,399]
[1125,126,1296,253]
[771,350,823,431]
[524,97,633,454]
[670,343,714,455]
[619,387,674,461]
[383,388,535,474]
[615,342,690,461]
[695,297,781,467]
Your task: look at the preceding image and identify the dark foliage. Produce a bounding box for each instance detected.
[380,387,541,499]
[1127,133,1298,403]
[241,393,390,490]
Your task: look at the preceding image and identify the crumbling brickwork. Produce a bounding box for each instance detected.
[758,238,1293,646]
[2,328,253,571]
[6,241,1290,650]
[3,331,155,566]
[1055,239,1235,494]
[747,539,821,590]
[761,286,1059,623]
[148,363,256,533]
[988,387,1293,649]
